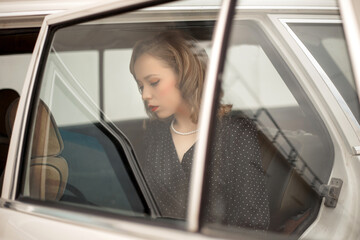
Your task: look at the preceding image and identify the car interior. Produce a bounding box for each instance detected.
[6,98,68,201]
[0,89,20,189]
[0,28,39,193]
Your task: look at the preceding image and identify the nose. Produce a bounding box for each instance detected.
[141,85,152,101]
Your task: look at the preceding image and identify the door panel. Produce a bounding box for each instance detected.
[2,0,222,239]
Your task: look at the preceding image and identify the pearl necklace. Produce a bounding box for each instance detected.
[171,119,198,136]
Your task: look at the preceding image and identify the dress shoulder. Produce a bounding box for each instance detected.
[207,112,269,230]
[217,113,258,137]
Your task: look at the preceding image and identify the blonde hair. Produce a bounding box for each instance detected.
[130,31,229,123]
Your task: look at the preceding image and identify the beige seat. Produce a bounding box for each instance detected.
[258,130,319,234]
[0,89,19,176]
[6,98,68,201]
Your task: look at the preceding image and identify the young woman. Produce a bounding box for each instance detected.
[129,31,269,230]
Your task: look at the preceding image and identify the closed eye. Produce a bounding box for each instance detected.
[150,79,160,87]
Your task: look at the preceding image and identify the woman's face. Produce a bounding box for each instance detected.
[134,53,186,119]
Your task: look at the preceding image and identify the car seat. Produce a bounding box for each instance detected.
[0,89,19,177]
[257,126,320,234]
[6,98,68,201]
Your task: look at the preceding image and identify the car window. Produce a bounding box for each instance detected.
[288,22,360,125]
[200,20,333,237]
[0,28,39,94]
[19,54,148,216]
[0,28,39,190]
[19,0,220,226]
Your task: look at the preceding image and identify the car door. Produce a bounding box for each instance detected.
[193,0,360,239]
[0,0,225,239]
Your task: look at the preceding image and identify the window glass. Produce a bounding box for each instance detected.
[0,53,31,182]
[20,0,220,225]
[289,23,360,124]
[104,49,145,121]
[201,20,333,236]
[0,54,31,94]
[0,28,39,94]
[21,53,147,216]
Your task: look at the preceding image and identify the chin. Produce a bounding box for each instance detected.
[156,115,171,119]
[155,112,173,119]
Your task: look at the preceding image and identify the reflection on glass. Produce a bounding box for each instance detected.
[289,23,360,124]
[203,20,333,236]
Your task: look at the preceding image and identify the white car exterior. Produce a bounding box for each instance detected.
[1,0,360,239]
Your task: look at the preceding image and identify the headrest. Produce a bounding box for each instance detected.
[6,98,63,157]
[6,98,68,201]
[0,89,19,137]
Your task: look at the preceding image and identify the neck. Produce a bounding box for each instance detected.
[173,113,197,133]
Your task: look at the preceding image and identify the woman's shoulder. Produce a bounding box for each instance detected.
[219,111,257,133]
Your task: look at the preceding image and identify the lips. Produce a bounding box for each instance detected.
[149,105,159,112]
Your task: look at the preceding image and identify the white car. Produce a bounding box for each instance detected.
[1,0,360,239]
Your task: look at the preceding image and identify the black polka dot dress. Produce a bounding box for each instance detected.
[139,115,270,230]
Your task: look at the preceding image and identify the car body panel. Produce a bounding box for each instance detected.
[1,0,360,239]
[0,201,213,240]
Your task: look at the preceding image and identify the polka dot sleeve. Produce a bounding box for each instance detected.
[204,116,270,230]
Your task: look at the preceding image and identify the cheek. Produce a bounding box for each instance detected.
[159,80,178,97]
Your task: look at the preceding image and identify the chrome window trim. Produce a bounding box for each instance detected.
[187,0,235,232]
[280,18,360,140]
[339,0,360,104]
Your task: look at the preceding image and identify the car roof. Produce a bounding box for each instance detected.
[0,0,338,29]
[0,0,103,28]
[0,0,102,15]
